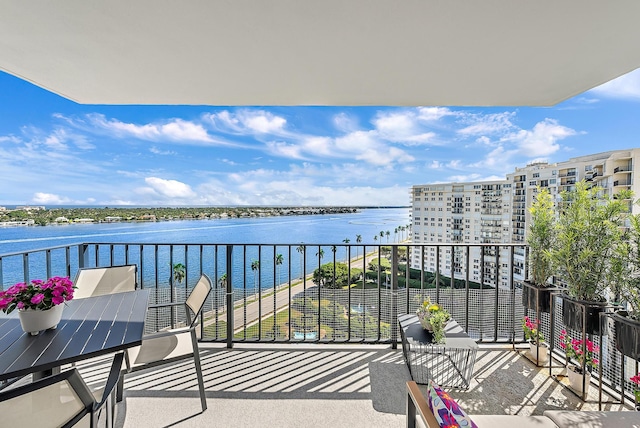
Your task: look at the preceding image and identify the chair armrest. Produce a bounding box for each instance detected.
[94,352,125,409]
[148,302,185,309]
[406,381,440,428]
[143,326,193,340]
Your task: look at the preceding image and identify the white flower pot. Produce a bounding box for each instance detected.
[567,365,591,395]
[527,342,548,363]
[18,305,64,335]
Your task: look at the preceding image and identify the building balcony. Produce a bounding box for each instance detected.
[0,242,635,425]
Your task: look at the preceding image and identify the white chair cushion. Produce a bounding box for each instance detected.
[128,329,194,368]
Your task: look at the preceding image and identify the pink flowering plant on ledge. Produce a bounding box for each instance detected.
[559,329,599,373]
[0,277,75,314]
[523,316,545,344]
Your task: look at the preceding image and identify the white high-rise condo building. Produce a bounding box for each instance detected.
[411,149,640,289]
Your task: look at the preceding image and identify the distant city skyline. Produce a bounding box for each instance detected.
[2,69,640,207]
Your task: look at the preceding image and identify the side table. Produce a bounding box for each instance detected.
[398,313,479,389]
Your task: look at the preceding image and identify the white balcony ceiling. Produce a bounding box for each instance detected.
[1,1,639,106]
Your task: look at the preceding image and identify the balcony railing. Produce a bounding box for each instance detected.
[1,241,638,403]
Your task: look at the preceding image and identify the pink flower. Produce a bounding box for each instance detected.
[52,295,64,305]
[6,283,25,295]
[0,298,10,311]
[16,301,25,310]
[30,293,45,305]
[631,374,640,386]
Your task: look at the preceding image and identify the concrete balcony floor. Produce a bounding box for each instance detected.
[77,344,632,428]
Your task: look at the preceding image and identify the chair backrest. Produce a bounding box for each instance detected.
[185,274,212,326]
[73,265,137,299]
[0,368,93,428]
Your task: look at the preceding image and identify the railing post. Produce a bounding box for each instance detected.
[391,245,398,349]
[78,244,89,269]
[22,253,29,283]
[226,245,234,349]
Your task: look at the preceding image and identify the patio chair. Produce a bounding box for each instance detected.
[73,265,137,298]
[0,352,124,428]
[118,273,212,412]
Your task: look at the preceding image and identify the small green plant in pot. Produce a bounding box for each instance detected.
[548,181,630,335]
[522,187,556,313]
[429,308,451,344]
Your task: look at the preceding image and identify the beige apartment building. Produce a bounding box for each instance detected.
[411,148,640,289]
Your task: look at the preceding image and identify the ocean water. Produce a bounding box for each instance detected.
[0,208,409,289]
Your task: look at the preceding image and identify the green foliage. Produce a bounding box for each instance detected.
[548,181,630,301]
[527,187,555,286]
[368,258,391,272]
[429,309,451,344]
[171,263,186,285]
[615,202,640,317]
[312,262,361,289]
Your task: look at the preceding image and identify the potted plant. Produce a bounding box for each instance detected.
[629,373,640,411]
[548,181,629,335]
[523,316,548,363]
[416,297,451,344]
[559,329,599,395]
[522,187,556,313]
[429,309,451,344]
[0,276,75,335]
[610,205,640,359]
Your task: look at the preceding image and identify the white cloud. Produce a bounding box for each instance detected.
[150,146,177,155]
[60,113,226,145]
[0,135,21,144]
[240,112,286,133]
[333,113,359,132]
[428,160,442,169]
[32,192,71,204]
[507,119,577,157]
[372,111,437,146]
[206,110,287,135]
[591,68,640,100]
[417,107,457,122]
[143,177,197,198]
[457,112,515,136]
[265,141,306,160]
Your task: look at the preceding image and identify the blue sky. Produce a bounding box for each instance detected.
[2,69,640,207]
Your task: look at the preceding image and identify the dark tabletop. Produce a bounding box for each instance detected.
[0,289,149,381]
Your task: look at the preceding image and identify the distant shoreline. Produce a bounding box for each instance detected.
[0,206,409,228]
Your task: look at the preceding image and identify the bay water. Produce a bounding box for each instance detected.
[0,208,409,289]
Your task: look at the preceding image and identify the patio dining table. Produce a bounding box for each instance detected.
[0,289,149,382]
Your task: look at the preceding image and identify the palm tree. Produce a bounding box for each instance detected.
[379,231,385,242]
[218,273,227,288]
[373,235,378,243]
[171,263,186,286]
[275,253,284,286]
[251,260,260,295]
[385,230,390,243]
[356,234,362,258]
[342,238,350,262]
[316,248,325,260]
[296,243,306,279]
[394,227,398,242]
